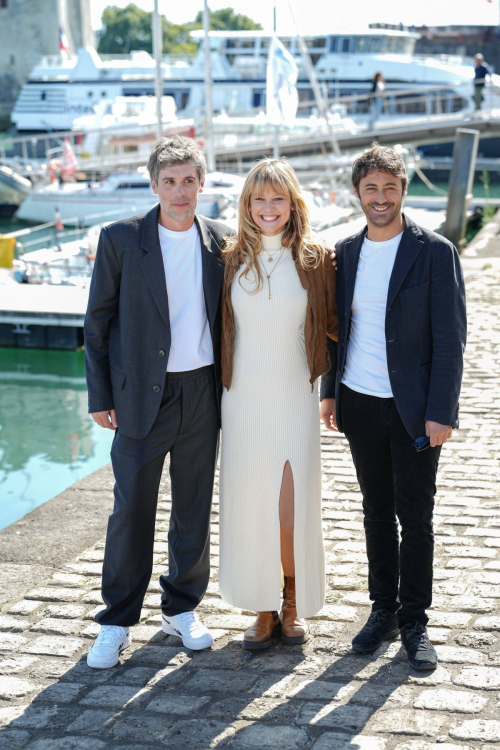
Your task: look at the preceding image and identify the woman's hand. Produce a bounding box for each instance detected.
[330,248,337,270]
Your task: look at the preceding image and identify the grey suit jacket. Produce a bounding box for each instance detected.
[84,204,235,440]
[320,214,467,440]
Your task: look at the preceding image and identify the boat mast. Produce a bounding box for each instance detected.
[203,0,216,172]
[153,0,164,141]
[287,0,341,156]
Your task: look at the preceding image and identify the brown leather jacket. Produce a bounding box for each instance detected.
[221,250,338,390]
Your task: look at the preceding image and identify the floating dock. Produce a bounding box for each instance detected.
[0,283,88,349]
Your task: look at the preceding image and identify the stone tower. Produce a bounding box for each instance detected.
[0,0,95,118]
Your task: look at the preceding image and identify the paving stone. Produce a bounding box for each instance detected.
[413,688,488,713]
[110,666,158,686]
[392,744,467,750]
[434,645,485,664]
[450,719,500,742]
[7,601,42,616]
[453,666,500,689]
[0,656,39,675]
[311,735,387,750]
[125,645,191,667]
[40,605,88,620]
[0,675,39,700]
[110,714,174,743]
[427,612,471,628]
[288,679,355,702]
[183,669,258,693]
[24,588,83,603]
[29,739,108,749]
[33,682,87,704]
[49,573,88,588]
[23,636,85,658]
[0,634,27,652]
[0,616,31,633]
[208,696,300,723]
[367,709,449,736]
[228,723,309,749]
[310,605,359,622]
[31,618,85,636]
[0,704,59,729]
[80,684,152,710]
[296,702,373,730]
[0,730,31,749]
[146,693,211,715]
[455,631,497,648]
[162,718,235,748]
[475,616,500,631]
[65,709,117,735]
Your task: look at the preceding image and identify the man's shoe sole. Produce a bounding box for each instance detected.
[162,619,214,650]
[408,657,438,671]
[351,626,400,654]
[86,635,131,669]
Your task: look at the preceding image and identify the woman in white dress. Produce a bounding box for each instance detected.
[219,158,338,650]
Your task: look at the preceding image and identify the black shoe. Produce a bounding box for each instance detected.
[351,609,399,654]
[400,622,438,671]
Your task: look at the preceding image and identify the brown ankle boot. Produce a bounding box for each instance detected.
[243,611,281,651]
[281,576,309,645]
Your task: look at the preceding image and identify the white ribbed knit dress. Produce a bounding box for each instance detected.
[219,232,325,619]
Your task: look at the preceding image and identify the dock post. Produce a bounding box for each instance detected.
[443,128,480,250]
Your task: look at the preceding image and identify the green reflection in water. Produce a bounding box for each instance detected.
[0,348,114,529]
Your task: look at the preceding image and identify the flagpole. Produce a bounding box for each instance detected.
[203,0,216,172]
[273,5,280,158]
[153,0,163,141]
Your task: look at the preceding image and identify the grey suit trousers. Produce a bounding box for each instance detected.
[96,365,219,626]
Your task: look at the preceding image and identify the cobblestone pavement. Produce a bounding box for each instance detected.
[0,262,499,749]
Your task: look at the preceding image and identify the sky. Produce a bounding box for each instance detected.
[90,0,500,36]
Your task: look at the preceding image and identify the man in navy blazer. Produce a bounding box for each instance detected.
[84,136,234,668]
[320,145,466,670]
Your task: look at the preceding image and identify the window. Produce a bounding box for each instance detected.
[341,38,351,53]
[330,37,339,53]
[0,0,8,8]
[116,182,149,189]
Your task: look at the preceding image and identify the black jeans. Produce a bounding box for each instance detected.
[340,384,441,628]
[97,365,219,626]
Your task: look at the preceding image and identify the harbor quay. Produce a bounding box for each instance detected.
[0,247,499,748]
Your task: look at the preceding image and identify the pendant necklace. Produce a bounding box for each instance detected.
[259,246,286,300]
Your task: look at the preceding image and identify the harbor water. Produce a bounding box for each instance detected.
[0,348,114,530]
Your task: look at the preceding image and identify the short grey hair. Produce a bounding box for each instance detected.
[147,135,207,184]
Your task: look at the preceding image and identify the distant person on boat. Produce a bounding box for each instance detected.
[321,144,467,670]
[218,158,338,651]
[473,54,490,111]
[84,135,235,669]
[369,72,386,129]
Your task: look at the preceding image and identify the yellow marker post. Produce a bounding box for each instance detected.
[0,236,16,268]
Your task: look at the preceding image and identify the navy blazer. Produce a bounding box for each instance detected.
[320,214,467,440]
[84,204,234,440]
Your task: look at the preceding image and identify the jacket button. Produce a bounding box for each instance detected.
[153,385,161,393]
[388,339,395,343]
[159,350,166,357]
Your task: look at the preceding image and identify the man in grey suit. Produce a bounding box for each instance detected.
[84,136,234,668]
[321,145,466,671]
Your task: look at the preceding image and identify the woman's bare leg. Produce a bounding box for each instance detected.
[279,461,295,577]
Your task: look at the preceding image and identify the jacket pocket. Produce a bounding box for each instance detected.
[110,366,126,390]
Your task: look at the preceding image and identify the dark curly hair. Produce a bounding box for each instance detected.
[352,143,408,193]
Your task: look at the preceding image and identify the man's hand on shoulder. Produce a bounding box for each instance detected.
[329,248,338,270]
[320,398,338,431]
[92,409,118,430]
[425,420,452,447]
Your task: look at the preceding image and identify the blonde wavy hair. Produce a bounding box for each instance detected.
[223,157,326,291]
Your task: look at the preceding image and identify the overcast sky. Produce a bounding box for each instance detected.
[90,0,500,36]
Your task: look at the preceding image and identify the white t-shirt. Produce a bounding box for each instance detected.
[341,231,403,397]
[158,222,214,372]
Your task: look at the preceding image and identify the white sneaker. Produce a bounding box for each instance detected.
[87,625,131,669]
[162,611,214,650]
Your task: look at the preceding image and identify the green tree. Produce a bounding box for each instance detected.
[97,4,262,56]
[193,7,263,31]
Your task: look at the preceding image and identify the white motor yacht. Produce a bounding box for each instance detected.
[15,168,244,227]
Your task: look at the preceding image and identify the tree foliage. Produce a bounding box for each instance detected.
[97,4,262,56]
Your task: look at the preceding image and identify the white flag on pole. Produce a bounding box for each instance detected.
[266,36,299,129]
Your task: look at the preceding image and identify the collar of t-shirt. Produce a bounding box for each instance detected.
[157,222,198,242]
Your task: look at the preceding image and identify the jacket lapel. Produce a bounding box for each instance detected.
[386,215,425,309]
[139,204,171,330]
[195,216,225,333]
[343,226,366,326]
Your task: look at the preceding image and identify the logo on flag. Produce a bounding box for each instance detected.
[61,137,78,177]
[59,27,69,59]
[266,36,299,129]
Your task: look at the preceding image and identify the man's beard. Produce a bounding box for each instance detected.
[164,203,196,223]
[362,196,403,228]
